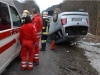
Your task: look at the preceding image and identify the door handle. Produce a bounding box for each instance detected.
[14,29,16,33]
[10,31,12,35]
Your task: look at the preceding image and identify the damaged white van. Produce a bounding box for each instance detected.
[0,0,21,74]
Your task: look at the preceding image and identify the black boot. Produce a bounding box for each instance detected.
[34,62,39,66]
[40,48,45,51]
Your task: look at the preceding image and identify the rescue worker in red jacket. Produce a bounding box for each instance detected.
[32,8,43,65]
[19,16,37,71]
[40,12,50,51]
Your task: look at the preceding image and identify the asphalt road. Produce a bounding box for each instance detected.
[2,43,98,75]
[2,43,59,75]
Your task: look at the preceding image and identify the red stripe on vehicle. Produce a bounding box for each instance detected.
[0,39,16,54]
[0,30,13,40]
[0,28,20,40]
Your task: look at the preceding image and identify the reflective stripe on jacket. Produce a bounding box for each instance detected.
[42,18,50,35]
[41,40,47,43]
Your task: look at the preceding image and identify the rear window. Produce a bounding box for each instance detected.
[0,2,11,31]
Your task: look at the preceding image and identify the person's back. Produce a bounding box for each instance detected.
[21,23,36,41]
[19,16,37,71]
[19,16,37,43]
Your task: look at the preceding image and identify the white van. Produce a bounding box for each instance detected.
[0,1,21,74]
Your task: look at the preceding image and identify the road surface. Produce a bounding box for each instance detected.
[2,42,98,75]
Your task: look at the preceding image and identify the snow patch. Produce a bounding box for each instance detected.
[79,42,100,75]
[83,41,100,46]
[87,33,93,36]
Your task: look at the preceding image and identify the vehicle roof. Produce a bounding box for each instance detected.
[0,0,16,7]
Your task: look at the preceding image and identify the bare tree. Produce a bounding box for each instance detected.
[58,0,100,35]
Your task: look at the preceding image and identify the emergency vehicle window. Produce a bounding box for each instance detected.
[9,6,21,27]
[0,2,11,31]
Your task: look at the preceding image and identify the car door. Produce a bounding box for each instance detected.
[9,5,21,58]
[0,2,22,74]
[0,2,17,73]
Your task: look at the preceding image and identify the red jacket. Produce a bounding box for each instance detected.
[32,14,43,38]
[19,22,37,44]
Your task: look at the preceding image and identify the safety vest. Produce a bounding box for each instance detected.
[42,18,50,35]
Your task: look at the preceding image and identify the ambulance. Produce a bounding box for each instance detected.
[0,0,21,74]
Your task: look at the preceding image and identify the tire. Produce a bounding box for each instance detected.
[53,8,61,22]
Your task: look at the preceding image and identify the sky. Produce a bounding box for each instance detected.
[17,0,26,3]
[17,0,63,12]
[35,0,63,12]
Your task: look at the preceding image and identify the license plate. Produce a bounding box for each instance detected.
[72,18,82,21]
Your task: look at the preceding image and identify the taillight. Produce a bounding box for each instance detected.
[86,19,89,24]
[61,18,67,25]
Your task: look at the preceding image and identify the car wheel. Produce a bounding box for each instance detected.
[53,8,61,22]
[53,13,58,22]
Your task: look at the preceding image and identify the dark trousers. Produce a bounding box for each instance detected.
[41,34,47,50]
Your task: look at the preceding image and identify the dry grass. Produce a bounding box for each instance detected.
[83,33,100,43]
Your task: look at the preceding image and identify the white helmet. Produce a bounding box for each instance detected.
[22,10,30,17]
[42,12,48,17]
[23,10,29,13]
